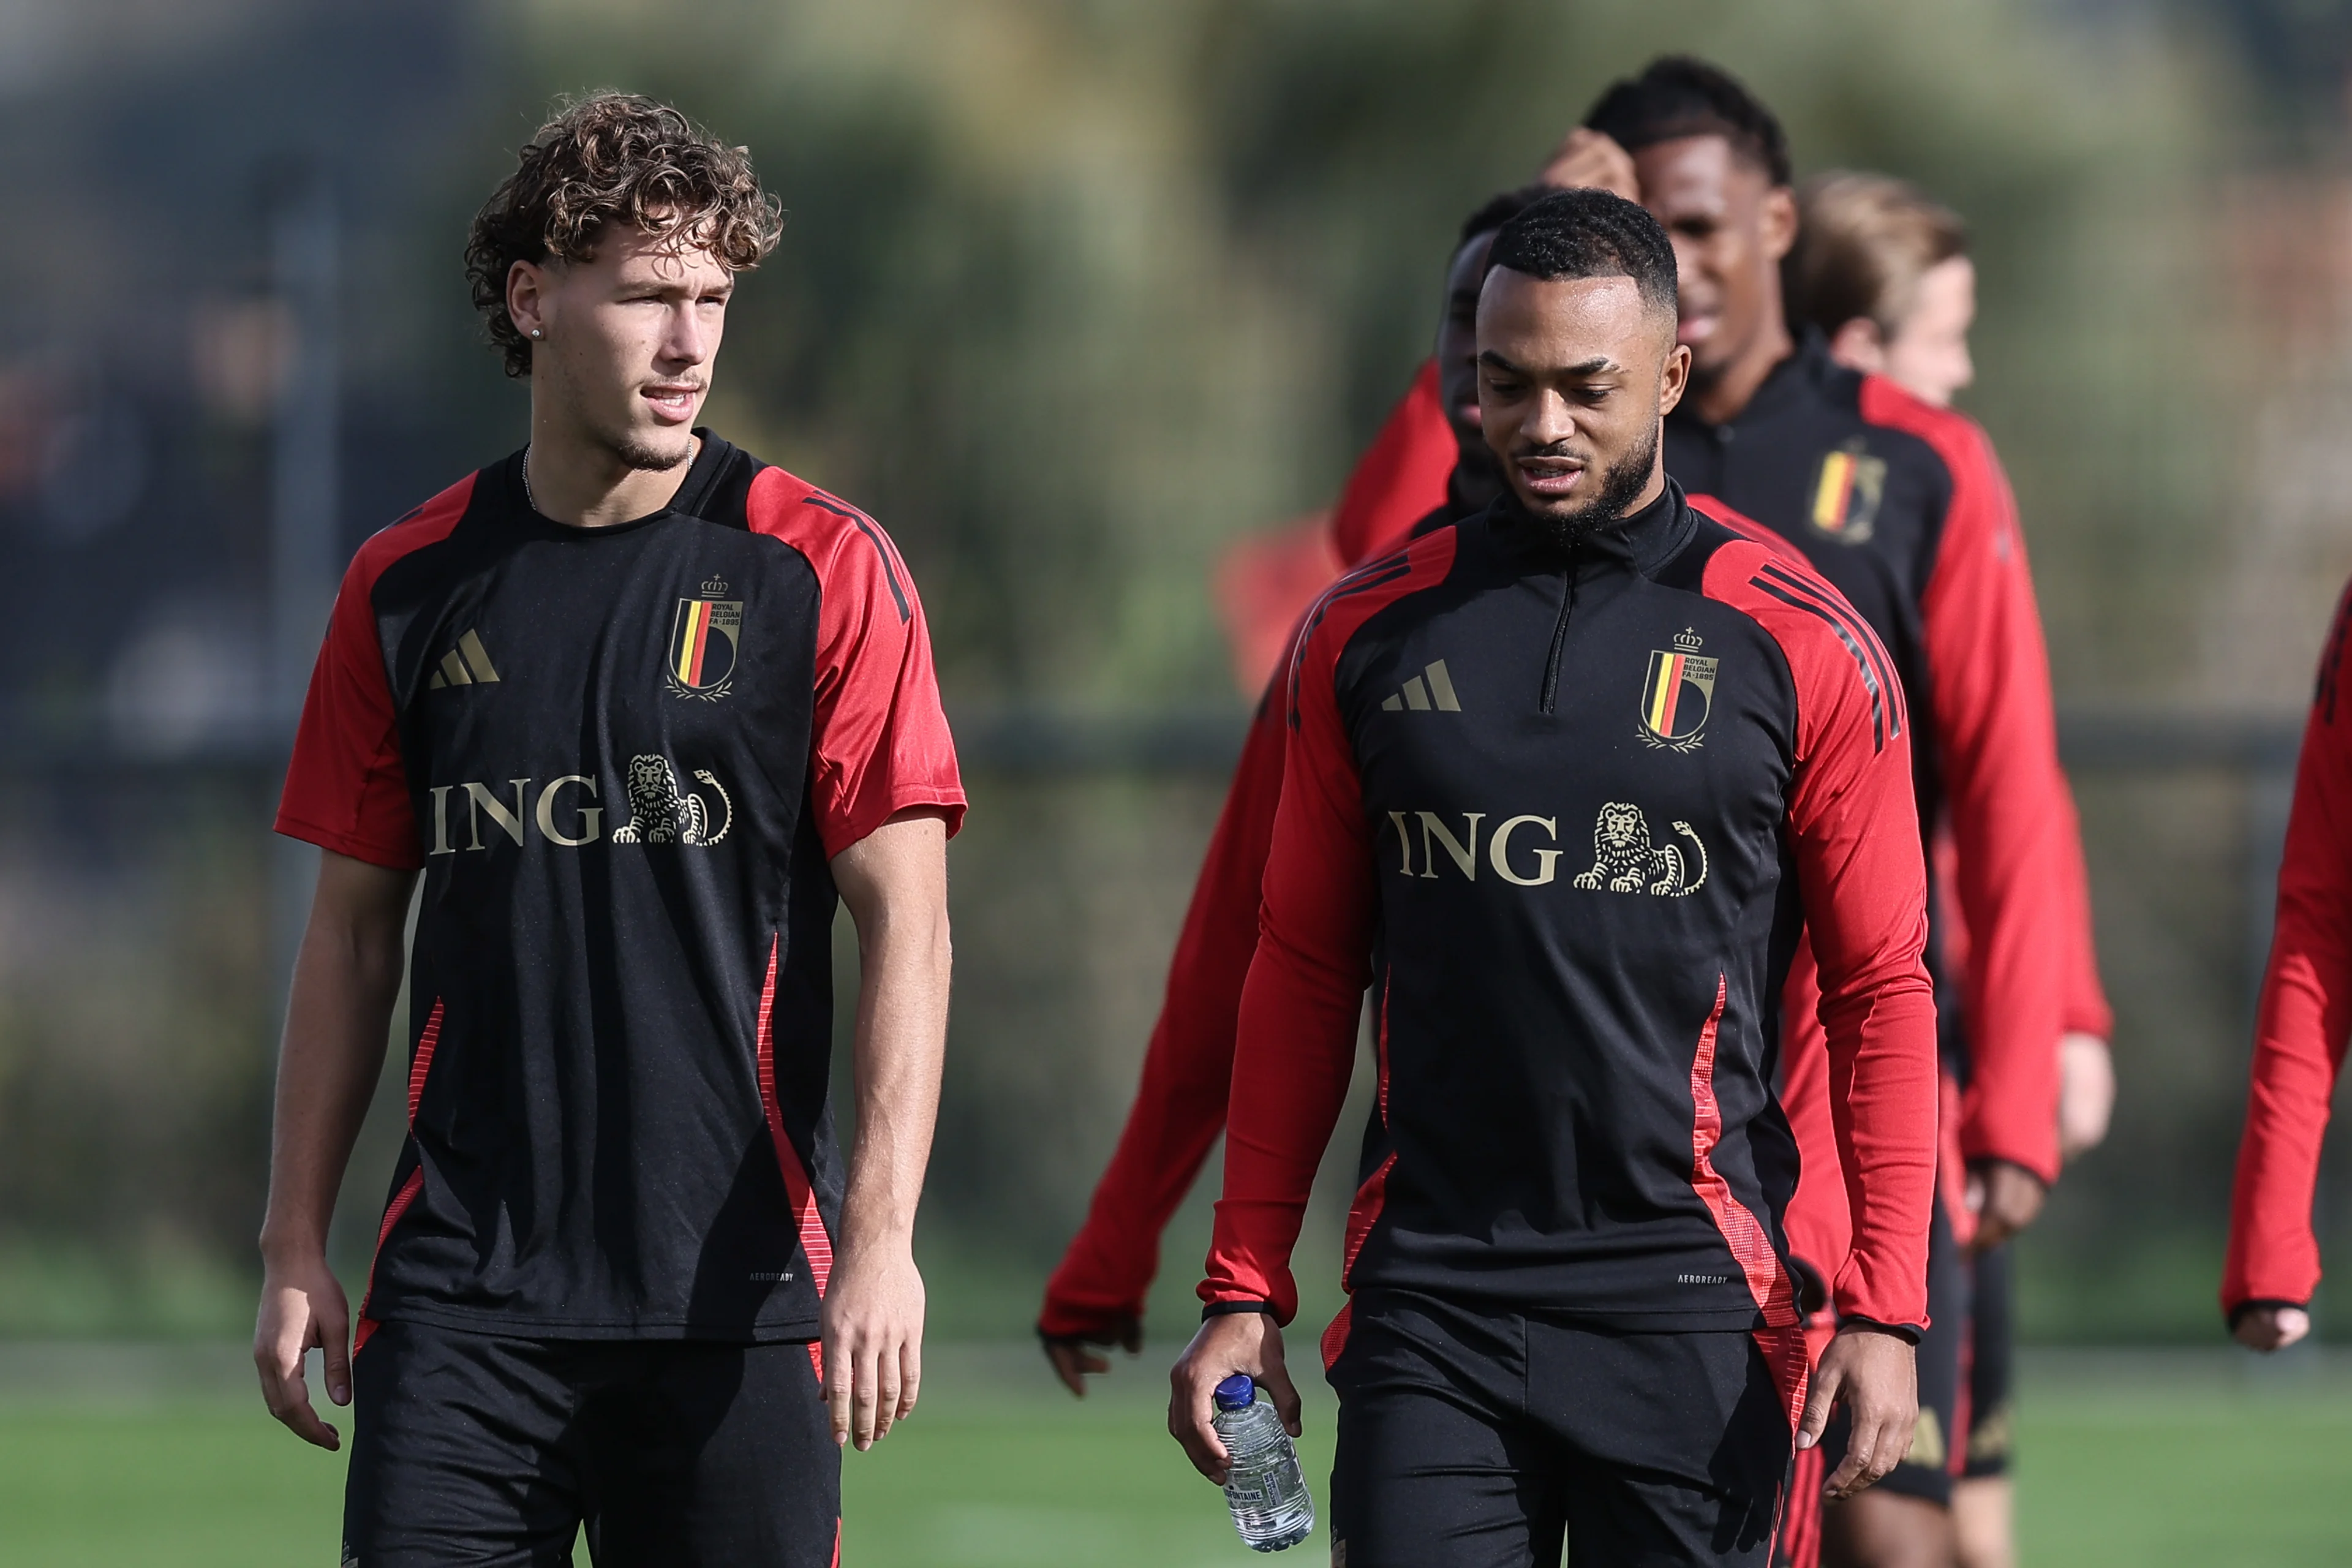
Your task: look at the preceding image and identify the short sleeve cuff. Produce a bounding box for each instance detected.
[820,785,967,860]
[273,811,424,872]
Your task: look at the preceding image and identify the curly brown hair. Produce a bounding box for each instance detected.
[466,92,784,377]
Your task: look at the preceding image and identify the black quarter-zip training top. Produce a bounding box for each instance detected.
[1200,481,1938,1351]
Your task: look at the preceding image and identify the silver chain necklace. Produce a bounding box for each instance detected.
[522,443,537,512]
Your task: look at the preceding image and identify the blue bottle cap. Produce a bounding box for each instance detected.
[1213,1373,1256,1411]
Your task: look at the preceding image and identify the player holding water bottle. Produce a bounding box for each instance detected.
[1170,187,1939,1567]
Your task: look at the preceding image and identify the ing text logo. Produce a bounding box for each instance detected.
[1385,802,1706,896]
[426,758,731,853]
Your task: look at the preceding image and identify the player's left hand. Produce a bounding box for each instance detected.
[1964,1158,2048,1253]
[821,1237,924,1451]
[1798,1323,1917,1499]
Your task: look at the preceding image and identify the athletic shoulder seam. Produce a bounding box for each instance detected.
[746,470,913,623]
[347,472,478,596]
[1701,541,1905,755]
[1286,527,1456,726]
[1858,374,1988,492]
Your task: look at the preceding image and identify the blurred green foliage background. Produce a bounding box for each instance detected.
[0,0,2346,1354]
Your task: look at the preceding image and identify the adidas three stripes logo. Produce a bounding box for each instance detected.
[1381,659,1461,712]
[428,630,502,690]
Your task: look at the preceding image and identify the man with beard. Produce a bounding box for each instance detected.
[1170,188,1938,1567]
[1534,61,2082,1568]
[1035,184,1548,1389]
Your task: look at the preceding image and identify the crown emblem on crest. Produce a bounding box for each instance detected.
[701,575,729,597]
[1673,628,1704,652]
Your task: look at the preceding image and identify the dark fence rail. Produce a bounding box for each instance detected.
[938,705,2305,777]
[2056,710,2302,773]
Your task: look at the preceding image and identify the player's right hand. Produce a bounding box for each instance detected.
[1168,1309,1299,1484]
[1041,1313,1143,1398]
[2232,1303,2311,1353]
[1537,127,1641,202]
[254,1253,352,1451]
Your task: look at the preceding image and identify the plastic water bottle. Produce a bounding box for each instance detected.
[1212,1373,1314,1552]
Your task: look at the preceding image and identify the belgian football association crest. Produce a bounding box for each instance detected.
[667,577,741,701]
[1638,630,1717,752]
[1810,440,1887,543]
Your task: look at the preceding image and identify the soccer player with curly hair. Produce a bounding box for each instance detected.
[254,92,963,1566]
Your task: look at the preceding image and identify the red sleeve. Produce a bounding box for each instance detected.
[1327,361,1456,568]
[274,478,475,869]
[2224,581,2352,1316]
[750,471,965,855]
[1213,514,1343,698]
[1710,545,1939,1332]
[1201,535,1458,1321]
[1038,682,1289,1338]
[1773,934,1849,1286]
[1871,381,2071,1183]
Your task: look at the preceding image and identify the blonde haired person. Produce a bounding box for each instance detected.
[1787,172,1975,407]
[1789,170,2119,1568]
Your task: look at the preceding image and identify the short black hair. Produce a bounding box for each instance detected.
[1486,187,1678,322]
[1457,182,1556,249]
[1583,56,1792,189]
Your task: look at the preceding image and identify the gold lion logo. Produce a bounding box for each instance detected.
[609,755,732,846]
[1571,802,1706,897]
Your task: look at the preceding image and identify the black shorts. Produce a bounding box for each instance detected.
[1817,1192,1968,1509]
[1325,1287,1804,1567]
[1961,1242,2014,1480]
[344,1320,839,1568]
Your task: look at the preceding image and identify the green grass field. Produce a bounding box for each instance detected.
[0,1345,2346,1566]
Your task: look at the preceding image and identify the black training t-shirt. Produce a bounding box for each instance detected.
[277,432,964,1343]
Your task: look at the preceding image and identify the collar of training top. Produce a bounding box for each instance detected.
[1483,478,1695,577]
[1671,326,1837,435]
[503,427,736,536]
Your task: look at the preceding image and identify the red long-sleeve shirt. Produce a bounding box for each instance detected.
[1327,360,1457,567]
[1898,389,2076,1179]
[1038,375,1455,1340]
[1668,355,2079,1185]
[2223,579,2352,1317]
